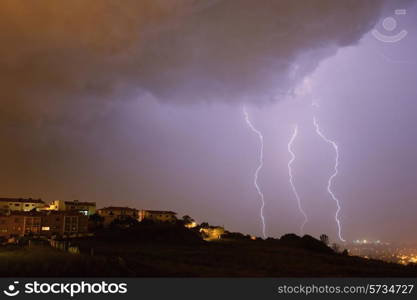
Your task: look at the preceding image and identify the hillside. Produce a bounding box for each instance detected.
[1,224,417,277]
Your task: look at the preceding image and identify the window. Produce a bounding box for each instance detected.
[25,204,29,207]
[64,216,78,232]
[14,203,19,206]
[24,217,41,232]
[42,226,50,231]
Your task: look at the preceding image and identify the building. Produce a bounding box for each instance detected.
[199,226,225,241]
[97,207,138,225]
[0,211,88,239]
[138,210,177,223]
[0,212,41,237]
[46,200,96,216]
[0,198,46,213]
[41,211,89,236]
[184,221,197,229]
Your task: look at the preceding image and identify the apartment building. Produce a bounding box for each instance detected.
[97,207,138,225]
[0,198,46,213]
[46,200,96,216]
[138,210,177,223]
[0,211,88,239]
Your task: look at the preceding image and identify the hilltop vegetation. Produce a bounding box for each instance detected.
[1,222,417,277]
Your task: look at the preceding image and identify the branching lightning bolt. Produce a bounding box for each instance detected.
[288,125,308,235]
[243,107,266,238]
[313,117,345,242]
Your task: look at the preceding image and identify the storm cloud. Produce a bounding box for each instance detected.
[0,0,387,125]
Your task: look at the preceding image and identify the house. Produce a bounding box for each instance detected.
[138,210,177,223]
[184,221,197,229]
[0,211,89,239]
[45,200,96,216]
[97,207,138,226]
[0,198,46,213]
[199,226,225,241]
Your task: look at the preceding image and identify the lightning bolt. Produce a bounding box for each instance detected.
[243,107,267,238]
[313,117,345,242]
[288,125,308,235]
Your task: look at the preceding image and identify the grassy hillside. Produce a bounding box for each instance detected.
[1,224,416,277]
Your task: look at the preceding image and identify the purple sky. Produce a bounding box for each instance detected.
[1,0,416,243]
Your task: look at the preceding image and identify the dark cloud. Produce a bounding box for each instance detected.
[138,0,387,104]
[0,0,388,125]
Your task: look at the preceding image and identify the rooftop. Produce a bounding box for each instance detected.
[0,198,44,204]
[0,210,87,217]
[142,210,177,215]
[64,200,96,206]
[98,207,138,211]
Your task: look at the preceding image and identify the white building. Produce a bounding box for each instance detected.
[0,198,46,212]
[46,200,96,216]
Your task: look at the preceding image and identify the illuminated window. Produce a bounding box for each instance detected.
[42,226,50,231]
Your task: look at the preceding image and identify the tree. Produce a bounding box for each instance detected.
[89,213,104,225]
[280,233,300,242]
[182,215,194,223]
[332,243,340,253]
[110,215,138,228]
[200,222,209,228]
[320,234,329,245]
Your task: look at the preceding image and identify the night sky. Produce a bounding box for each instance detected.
[1,0,417,243]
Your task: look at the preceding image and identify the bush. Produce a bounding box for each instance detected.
[280,233,301,242]
[222,231,250,240]
[109,216,139,228]
[95,222,203,245]
[300,235,334,254]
